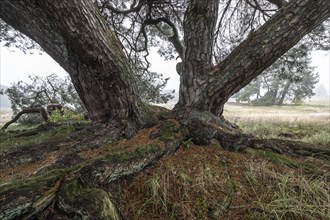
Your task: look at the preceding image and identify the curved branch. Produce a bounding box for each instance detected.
[144,17,184,59]
[215,0,232,36]
[46,103,63,112]
[1,103,66,130]
[29,89,51,107]
[246,0,271,17]
[139,22,149,53]
[104,0,147,15]
[1,107,49,130]
[266,0,287,8]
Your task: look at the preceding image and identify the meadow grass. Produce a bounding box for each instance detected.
[224,103,330,146]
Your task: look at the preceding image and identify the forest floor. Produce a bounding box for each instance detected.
[0,102,329,219]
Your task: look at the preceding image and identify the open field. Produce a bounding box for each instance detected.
[224,102,329,123]
[224,102,330,146]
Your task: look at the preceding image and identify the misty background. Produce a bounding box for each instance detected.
[0,46,329,109]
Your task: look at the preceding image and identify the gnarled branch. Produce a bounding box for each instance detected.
[1,104,64,130]
[1,107,49,130]
[267,0,287,8]
[103,0,147,15]
[144,17,184,59]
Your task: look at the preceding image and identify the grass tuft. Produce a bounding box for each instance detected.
[245,160,330,220]
[302,130,330,146]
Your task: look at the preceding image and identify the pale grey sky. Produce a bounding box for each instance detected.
[0,46,329,94]
[0,46,180,90]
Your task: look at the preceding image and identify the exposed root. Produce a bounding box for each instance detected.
[171,109,330,159]
[248,139,330,160]
[0,120,185,220]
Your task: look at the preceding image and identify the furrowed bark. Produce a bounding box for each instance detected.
[176,0,219,111]
[205,0,330,114]
[0,0,149,130]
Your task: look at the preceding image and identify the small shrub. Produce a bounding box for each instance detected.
[49,109,84,123]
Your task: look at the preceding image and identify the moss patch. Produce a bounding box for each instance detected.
[246,148,317,172]
[59,180,120,220]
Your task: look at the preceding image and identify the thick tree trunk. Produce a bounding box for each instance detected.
[206,0,329,113]
[176,0,219,111]
[271,82,280,105]
[278,81,291,105]
[0,0,150,131]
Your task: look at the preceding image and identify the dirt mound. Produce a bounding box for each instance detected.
[1,123,329,219]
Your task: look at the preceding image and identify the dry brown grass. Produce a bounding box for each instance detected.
[224,103,330,123]
[223,103,330,145]
[245,159,330,219]
[112,144,330,220]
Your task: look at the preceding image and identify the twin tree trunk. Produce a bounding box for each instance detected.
[1,0,329,132]
[1,1,330,219]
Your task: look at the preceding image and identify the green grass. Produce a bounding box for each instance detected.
[302,130,330,146]
[247,149,302,168]
[0,124,75,152]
